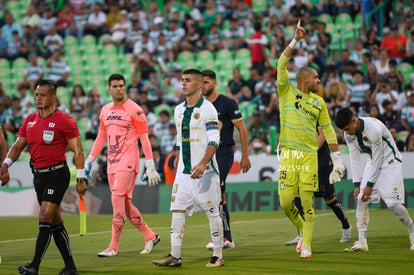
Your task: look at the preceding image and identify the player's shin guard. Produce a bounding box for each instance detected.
[31,222,52,270]
[356,199,369,244]
[220,202,232,242]
[126,200,154,241]
[388,203,414,233]
[109,194,126,249]
[52,223,76,270]
[300,191,315,248]
[208,211,223,259]
[170,212,186,259]
[328,199,350,229]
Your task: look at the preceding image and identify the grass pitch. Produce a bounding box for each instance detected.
[1,209,414,274]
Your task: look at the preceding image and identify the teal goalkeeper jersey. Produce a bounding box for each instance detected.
[277,54,334,152]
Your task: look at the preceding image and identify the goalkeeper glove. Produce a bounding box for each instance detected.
[144,159,161,186]
[329,151,345,184]
[84,155,95,181]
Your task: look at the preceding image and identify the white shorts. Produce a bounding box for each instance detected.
[170,172,220,216]
[360,163,405,204]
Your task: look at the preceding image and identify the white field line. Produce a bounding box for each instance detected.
[0,211,356,244]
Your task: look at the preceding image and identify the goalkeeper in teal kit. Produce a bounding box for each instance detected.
[276,21,345,258]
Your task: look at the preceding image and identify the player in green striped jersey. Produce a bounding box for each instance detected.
[276,21,345,258]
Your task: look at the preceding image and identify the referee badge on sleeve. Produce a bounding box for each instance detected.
[43,130,54,144]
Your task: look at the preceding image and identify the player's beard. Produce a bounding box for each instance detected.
[203,87,214,97]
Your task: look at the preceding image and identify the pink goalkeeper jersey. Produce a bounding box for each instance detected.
[90,99,148,174]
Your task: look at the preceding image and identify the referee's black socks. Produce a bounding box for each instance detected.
[31,222,52,270]
[52,223,77,270]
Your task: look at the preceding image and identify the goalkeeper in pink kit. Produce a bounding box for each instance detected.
[85,74,161,257]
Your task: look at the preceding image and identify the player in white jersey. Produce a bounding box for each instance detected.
[152,69,224,268]
[335,107,414,251]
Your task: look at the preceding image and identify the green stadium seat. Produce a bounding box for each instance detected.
[284,25,295,39]
[81,34,96,46]
[0,58,10,69]
[335,13,353,26]
[179,60,196,70]
[177,51,195,63]
[252,0,268,13]
[317,13,333,24]
[325,22,339,36]
[195,50,214,67]
[11,57,28,76]
[397,62,414,86]
[101,44,118,57]
[65,44,80,57]
[64,35,78,47]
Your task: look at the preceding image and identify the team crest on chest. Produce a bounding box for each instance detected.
[43,130,54,144]
[363,136,369,142]
[312,100,319,106]
[193,112,200,120]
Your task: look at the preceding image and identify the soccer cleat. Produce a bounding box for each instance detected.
[17,264,38,275]
[206,239,214,249]
[344,241,369,252]
[97,247,119,257]
[58,267,78,275]
[140,234,160,254]
[223,238,235,249]
[340,225,352,243]
[409,233,414,250]
[285,234,302,246]
[205,256,224,267]
[296,236,303,253]
[152,254,182,268]
[300,247,312,258]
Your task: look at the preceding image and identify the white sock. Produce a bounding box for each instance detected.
[170,212,186,259]
[208,214,223,259]
[388,203,414,234]
[356,200,369,244]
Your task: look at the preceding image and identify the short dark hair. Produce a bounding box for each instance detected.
[35,79,57,95]
[108,74,125,87]
[335,108,354,129]
[201,69,216,80]
[352,70,363,77]
[182,68,203,81]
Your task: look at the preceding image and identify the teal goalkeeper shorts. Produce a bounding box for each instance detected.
[278,148,318,194]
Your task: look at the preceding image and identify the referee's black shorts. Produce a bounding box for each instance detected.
[33,162,70,205]
[216,146,234,194]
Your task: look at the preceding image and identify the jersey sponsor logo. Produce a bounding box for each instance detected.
[105,115,123,121]
[206,121,218,130]
[43,130,54,144]
[294,100,318,120]
[48,122,55,128]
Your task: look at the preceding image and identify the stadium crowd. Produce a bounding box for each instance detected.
[0,0,414,183]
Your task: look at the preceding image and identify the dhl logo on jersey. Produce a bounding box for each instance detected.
[106,115,123,121]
